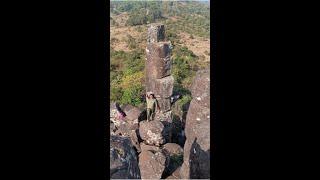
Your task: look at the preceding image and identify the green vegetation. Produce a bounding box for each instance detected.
[110,49,145,106]
[110,1,210,106]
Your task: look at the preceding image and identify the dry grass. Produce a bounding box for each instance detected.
[177,32,210,62]
[110,13,210,63]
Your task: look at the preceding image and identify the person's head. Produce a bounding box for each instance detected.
[150,94,155,99]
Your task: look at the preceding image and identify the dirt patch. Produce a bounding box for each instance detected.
[177,32,210,62]
[110,25,147,52]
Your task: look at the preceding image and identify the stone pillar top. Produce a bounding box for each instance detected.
[147,23,166,43]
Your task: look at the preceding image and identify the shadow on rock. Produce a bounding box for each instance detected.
[189,138,210,179]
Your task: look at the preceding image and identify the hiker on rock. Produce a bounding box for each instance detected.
[146,92,160,122]
[115,102,126,121]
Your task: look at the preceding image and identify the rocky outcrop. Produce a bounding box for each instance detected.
[140,142,161,152]
[130,129,142,153]
[110,122,117,136]
[121,104,142,121]
[147,24,166,43]
[162,143,184,177]
[190,70,210,108]
[163,143,183,156]
[180,69,210,179]
[138,149,168,179]
[165,167,182,179]
[139,120,170,146]
[145,23,174,115]
[110,136,141,179]
[146,43,172,80]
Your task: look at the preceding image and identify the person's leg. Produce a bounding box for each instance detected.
[151,109,155,121]
[147,108,151,122]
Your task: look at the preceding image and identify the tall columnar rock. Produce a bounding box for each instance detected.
[146,43,172,81]
[110,136,141,179]
[180,69,211,179]
[145,24,174,114]
[147,23,166,43]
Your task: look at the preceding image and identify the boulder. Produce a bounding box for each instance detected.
[155,111,173,143]
[122,105,142,121]
[163,143,183,156]
[114,118,139,137]
[139,150,168,179]
[110,136,141,179]
[139,120,170,146]
[155,111,173,123]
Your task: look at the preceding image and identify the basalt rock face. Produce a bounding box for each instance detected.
[139,120,170,146]
[122,105,142,121]
[190,69,210,108]
[147,23,166,43]
[146,43,172,81]
[138,150,168,180]
[145,24,174,114]
[180,69,211,179]
[110,136,141,179]
[165,167,182,179]
[162,143,184,176]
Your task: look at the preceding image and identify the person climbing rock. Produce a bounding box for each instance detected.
[146,92,160,122]
[115,102,126,121]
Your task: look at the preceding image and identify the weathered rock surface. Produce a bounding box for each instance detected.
[150,75,174,98]
[155,111,173,143]
[157,97,172,112]
[130,129,142,153]
[139,120,169,146]
[110,122,117,136]
[172,98,190,128]
[122,105,142,121]
[110,136,141,179]
[114,118,139,137]
[180,69,211,179]
[170,115,186,146]
[190,69,210,108]
[146,43,172,80]
[110,102,119,125]
[162,143,184,177]
[165,167,182,179]
[139,150,168,179]
[163,143,183,156]
[140,142,161,152]
[147,23,166,43]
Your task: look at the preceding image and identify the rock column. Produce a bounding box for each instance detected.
[180,69,211,179]
[145,24,174,142]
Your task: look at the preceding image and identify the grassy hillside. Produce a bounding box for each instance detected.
[110,1,210,106]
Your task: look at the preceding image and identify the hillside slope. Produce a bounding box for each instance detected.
[110,1,210,106]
